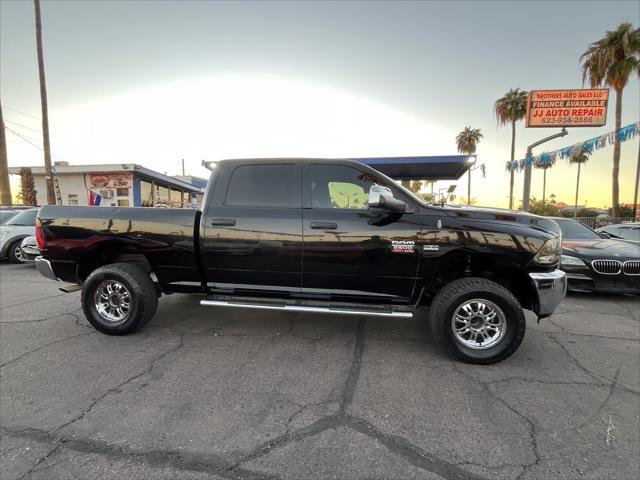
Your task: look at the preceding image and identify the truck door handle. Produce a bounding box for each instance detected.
[310,222,337,230]
[210,219,236,227]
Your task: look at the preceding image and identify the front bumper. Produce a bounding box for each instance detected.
[564,271,640,295]
[21,245,40,263]
[35,256,58,281]
[529,270,567,318]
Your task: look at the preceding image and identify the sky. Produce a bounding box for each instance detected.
[1,0,639,209]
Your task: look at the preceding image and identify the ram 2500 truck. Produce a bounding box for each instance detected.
[34,158,566,364]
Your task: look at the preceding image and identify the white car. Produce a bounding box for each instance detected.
[0,209,38,263]
[20,236,40,263]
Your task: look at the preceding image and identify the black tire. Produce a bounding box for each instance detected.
[81,263,158,335]
[8,240,25,264]
[428,277,525,364]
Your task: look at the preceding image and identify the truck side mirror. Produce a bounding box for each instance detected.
[379,195,407,213]
[368,185,394,208]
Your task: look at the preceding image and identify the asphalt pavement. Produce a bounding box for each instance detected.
[1,262,638,480]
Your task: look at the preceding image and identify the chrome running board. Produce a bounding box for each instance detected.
[200,299,413,318]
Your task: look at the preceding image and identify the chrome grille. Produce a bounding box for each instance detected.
[591,260,621,275]
[623,260,640,276]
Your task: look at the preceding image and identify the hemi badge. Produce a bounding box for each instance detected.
[423,245,439,251]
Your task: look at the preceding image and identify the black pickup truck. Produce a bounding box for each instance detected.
[34,158,566,364]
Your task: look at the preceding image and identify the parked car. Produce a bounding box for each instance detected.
[596,222,640,245]
[0,210,19,225]
[0,208,38,263]
[34,158,566,364]
[554,217,640,294]
[20,235,40,263]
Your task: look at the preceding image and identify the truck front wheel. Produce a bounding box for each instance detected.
[81,263,158,335]
[428,277,525,364]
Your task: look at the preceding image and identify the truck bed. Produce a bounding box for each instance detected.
[38,206,202,288]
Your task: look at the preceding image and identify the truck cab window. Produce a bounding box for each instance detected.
[225,164,296,208]
[310,164,390,209]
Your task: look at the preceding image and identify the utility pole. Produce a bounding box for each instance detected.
[34,0,55,205]
[632,140,639,219]
[522,128,568,212]
[0,100,11,205]
[181,158,185,176]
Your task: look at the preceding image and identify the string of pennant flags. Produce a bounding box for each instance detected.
[505,121,640,172]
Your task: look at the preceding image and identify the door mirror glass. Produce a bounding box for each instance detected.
[367,185,394,208]
[599,231,611,239]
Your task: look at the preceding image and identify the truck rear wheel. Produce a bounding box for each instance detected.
[81,263,158,335]
[428,277,525,364]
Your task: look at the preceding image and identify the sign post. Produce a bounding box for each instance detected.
[522,129,568,211]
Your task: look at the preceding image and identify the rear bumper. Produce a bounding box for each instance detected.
[35,256,58,281]
[529,270,567,318]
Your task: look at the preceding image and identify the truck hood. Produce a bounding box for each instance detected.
[441,205,561,236]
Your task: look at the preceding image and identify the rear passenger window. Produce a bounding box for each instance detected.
[225,164,296,208]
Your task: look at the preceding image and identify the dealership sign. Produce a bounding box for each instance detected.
[525,89,609,128]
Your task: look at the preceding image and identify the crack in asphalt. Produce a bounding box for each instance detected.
[0,307,84,325]
[54,334,186,433]
[573,366,623,434]
[547,333,639,395]
[451,364,541,479]
[547,317,639,342]
[487,376,608,388]
[224,318,486,480]
[1,292,70,309]
[15,435,67,480]
[0,426,280,480]
[557,302,638,320]
[0,330,96,369]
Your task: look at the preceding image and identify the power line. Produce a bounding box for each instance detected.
[5,126,45,151]
[4,119,42,133]
[4,126,68,162]
[4,106,41,121]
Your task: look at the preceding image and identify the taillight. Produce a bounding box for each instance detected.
[35,218,46,250]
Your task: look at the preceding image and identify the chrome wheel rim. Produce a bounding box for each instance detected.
[14,244,23,262]
[451,299,506,350]
[94,280,132,323]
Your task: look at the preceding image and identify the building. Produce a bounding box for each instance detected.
[8,162,207,208]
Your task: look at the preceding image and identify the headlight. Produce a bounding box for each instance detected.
[533,238,561,265]
[561,255,586,267]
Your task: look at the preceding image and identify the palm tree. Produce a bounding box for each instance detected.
[456,127,483,205]
[494,88,528,210]
[570,146,591,219]
[534,155,556,205]
[34,0,55,205]
[581,22,640,217]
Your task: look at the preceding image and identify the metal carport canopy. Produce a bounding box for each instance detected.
[351,155,476,181]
